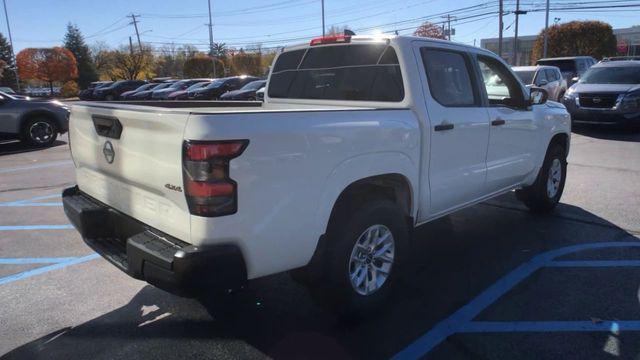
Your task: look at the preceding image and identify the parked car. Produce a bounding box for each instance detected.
[0,86,15,94]
[93,80,147,101]
[129,82,174,100]
[219,80,266,101]
[536,56,596,86]
[120,83,161,100]
[562,60,640,127]
[255,86,265,101]
[188,76,261,100]
[601,56,640,62]
[0,91,69,147]
[151,79,214,100]
[79,81,112,100]
[513,66,568,101]
[168,81,213,100]
[63,35,570,316]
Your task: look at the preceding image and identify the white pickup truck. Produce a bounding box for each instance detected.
[63,35,570,315]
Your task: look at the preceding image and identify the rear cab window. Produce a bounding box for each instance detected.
[268,43,404,102]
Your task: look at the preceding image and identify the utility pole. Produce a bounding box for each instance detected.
[543,0,550,58]
[128,14,143,52]
[513,0,525,65]
[129,36,134,55]
[208,0,217,78]
[2,0,19,92]
[498,0,503,58]
[441,14,454,41]
[321,0,325,37]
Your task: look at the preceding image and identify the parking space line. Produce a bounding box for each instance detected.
[458,321,640,333]
[0,160,73,174]
[0,254,100,286]
[0,225,73,231]
[393,241,640,359]
[0,194,62,207]
[0,257,79,264]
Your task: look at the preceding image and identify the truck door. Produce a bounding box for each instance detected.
[416,45,491,217]
[475,54,538,192]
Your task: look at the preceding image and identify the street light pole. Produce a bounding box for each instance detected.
[208,0,217,78]
[321,0,325,37]
[498,0,503,58]
[543,0,550,58]
[2,0,19,92]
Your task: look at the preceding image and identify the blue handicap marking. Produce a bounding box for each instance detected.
[393,241,640,359]
[0,224,73,231]
[0,254,99,286]
[0,194,62,207]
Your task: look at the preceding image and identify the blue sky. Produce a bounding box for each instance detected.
[4,0,640,53]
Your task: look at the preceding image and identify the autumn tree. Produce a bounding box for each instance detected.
[326,25,351,36]
[531,20,617,62]
[228,50,262,76]
[184,54,223,78]
[414,21,446,39]
[17,47,78,93]
[103,46,155,80]
[0,33,17,89]
[154,43,198,78]
[64,23,98,89]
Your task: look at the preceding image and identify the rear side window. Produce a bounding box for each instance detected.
[421,48,477,107]
[268,44,404,102]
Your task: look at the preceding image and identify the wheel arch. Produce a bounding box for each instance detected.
[548,131,570,158]
[19,109,63,133]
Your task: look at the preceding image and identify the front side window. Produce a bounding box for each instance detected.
[478,55,526,107]
[269,44,404,102]
[535,69,548,85]
[421,48,477,107]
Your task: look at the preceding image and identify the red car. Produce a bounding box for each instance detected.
[168,81,214,100]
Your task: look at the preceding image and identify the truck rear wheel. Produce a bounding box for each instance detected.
[316,199,409,319]
[516,143,567,213]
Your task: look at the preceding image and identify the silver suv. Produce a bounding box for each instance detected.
[513,65,568,101]
[0,92,70,147]
[562,60,640,128]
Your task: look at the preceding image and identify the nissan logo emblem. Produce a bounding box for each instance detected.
[592,97,601,103]
[103,141,115,164]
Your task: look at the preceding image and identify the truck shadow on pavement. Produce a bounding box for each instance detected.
[0,140,67,156]
[3,193,639,360]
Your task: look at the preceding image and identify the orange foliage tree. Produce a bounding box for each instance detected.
[17,47,78,93]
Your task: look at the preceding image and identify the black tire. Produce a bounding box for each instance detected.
[516,143,567,213]
[21,117,58,147]
[105,94,115,101]
[315,199,409,319]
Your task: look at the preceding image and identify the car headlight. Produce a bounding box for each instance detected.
[620,91,640,111]
[564,86,577,99]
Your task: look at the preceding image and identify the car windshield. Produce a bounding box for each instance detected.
[105,81,125,89]
[514,71,535,84]
[187,82,210,91]
[205,79,226,89]
[537,59,575,72]
[134,84,155,92]
[153,83,172,90]
[0,90,16,100]
[579,66,640,84]
[241,80,265,91]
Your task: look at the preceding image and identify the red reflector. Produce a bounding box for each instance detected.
[186,181,235,197]
[186,141,247,161]
[310,35,351,46]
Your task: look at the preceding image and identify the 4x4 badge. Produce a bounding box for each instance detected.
[103,141,115,164]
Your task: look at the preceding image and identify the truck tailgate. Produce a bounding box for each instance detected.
[69,104,191,242]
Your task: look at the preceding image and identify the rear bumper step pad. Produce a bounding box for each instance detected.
[62,186,247,296]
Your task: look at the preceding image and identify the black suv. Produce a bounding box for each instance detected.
[188,76,261,100]
[562,60,640,127]
[93,80,147,101]
[536,56,597,86]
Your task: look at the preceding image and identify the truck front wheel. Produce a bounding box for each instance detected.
[516,143,567,213]
[317,199,409,318]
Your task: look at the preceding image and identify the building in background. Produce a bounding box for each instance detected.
[481,26,640,65]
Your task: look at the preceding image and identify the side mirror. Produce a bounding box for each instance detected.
[571,76,579,83]
[530,87,548,105]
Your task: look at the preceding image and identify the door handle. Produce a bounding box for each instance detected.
[434,123,454,131]
[491,119,506,126]
[92,115,123,139]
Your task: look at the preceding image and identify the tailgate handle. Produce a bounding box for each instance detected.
[92,115,123,139]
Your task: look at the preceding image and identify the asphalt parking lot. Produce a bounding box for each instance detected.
[1,127,639,360]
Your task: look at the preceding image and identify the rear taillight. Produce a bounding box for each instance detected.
[182,140,249,217]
